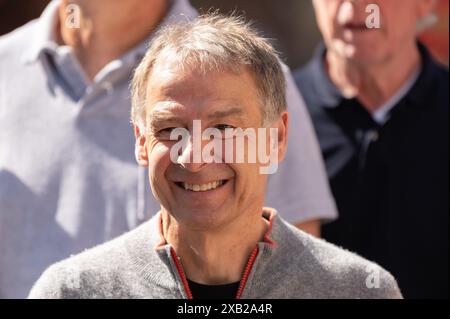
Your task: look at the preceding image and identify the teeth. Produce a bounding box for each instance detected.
[182,180,224,192]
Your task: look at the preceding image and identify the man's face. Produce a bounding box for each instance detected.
[135,62,286,230]
[312,0,435,64]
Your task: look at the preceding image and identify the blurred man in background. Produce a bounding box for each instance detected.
[0,0,336,298]
[295,0,449,298]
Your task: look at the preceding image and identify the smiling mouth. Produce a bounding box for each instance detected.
[175,180,229,192]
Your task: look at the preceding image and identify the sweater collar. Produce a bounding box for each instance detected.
[125,208,280,299]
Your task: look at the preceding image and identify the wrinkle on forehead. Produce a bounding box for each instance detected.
[148,101,247,126]
[144,65,264,129]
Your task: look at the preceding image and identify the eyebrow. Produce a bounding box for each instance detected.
[148,108,184,129]
[207,107,243,120]
[147,104,244,128]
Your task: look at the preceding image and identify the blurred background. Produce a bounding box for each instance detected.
[0,0,448,68]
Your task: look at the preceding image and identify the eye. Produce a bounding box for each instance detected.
[154,127,180,140]
[214,124,236,131]
[158,127,177,134]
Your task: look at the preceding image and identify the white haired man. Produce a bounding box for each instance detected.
[295,0,448,298]
[28,14,402,299]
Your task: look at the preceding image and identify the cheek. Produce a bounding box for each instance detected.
[381,2,418,39]
[147,140,172,165]
[317,2,340,38]
[231,163,266,201]
[147,141,173,186]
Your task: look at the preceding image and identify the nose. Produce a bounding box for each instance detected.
[176,137,207,173]
[338,0,371,25]
[341,0,371,10]
[342,0,364,4]
[338,1,356,23]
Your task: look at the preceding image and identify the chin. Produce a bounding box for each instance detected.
[342,46,388,66]
[335,39,388,65]
[172,207,233,231]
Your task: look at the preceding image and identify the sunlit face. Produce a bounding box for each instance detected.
[135,62,287,231]
[312,0,435,64]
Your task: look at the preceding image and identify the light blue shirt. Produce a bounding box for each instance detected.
[0,0,336,298]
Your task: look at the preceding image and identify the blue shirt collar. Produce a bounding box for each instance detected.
[22,0,60,64]
[309,43,344,109]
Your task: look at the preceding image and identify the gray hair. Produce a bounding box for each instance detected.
[417,13,438,33]
[131,13,286,131]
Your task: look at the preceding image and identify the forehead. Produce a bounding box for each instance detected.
[144,61,262,121]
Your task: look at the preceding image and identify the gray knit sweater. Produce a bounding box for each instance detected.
[28,210,402,299]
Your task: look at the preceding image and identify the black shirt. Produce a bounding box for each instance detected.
[187,279,240,299]
[294,43,449,299]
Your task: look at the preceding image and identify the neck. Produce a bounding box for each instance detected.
[162,210,268,285]
[58,0,168,80]
[326,40,421,112]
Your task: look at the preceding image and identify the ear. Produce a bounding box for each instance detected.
[274,111,289,163]
[134,125,149,167]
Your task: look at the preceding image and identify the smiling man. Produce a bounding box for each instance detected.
[29,14,402,299]
[1,0,338,299]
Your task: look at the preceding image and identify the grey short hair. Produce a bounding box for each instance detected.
[131,13,286,131]
[417,13,438,33]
